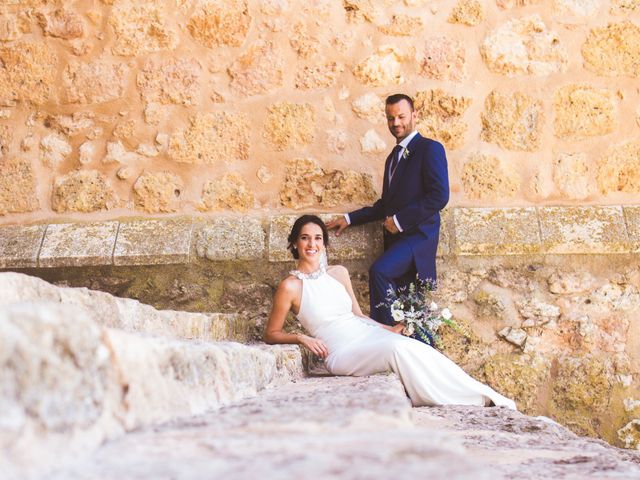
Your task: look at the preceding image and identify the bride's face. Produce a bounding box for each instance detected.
[296,223,324,262]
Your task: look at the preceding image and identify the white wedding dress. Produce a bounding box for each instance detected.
[293,268,516,409]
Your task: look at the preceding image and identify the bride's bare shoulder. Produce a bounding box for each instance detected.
[277,275,302,295]
[327,264,349,278]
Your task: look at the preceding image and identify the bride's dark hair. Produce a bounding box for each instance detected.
[287,215,329,259]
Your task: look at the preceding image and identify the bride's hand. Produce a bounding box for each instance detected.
[297,334,329,359]
[388,323,405,335]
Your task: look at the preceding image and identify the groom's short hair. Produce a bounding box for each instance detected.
[386,94,414,111]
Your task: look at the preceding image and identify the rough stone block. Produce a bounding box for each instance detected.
[415,89,471,150]
[461,153,519,200]
[114,219,193,266]
[198,173,254,212]
[553,85,617,139]
[596,140,640,196]
[263,102,315,151]
[39,221,118,268]
[353,47,404,86]
[0,225,46,269]
[454,208,541,255]
[419,36,466,82]
[0,41,57,105]
[438,208,452,256]
[194,218,265,261]
[268,214,383,262]
[624,206,640,252]
[539,206,629,254]
[228,40,283,97]
[582,22,640,77]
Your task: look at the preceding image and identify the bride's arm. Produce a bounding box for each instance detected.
[264,278,329,358]
[328,266,403,333]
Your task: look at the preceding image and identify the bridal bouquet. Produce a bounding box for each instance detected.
[380,278,462,348]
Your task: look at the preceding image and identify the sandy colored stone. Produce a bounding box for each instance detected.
[0,13,21,42]
[554,85,617,139]
[39,221,118,267]
[63,57,129,104]
[0,157,38,215]
[482,354,550,413]
[0,225,46,268]
[448,0,484,26]
[199,173,254,212]
[625,206,640,252]
[187,0,250,48]
[289,21,318,58]
[228,40,283,97]
[78,142,95,165]
[295,62,343,89]
[360,129,387,153]
[136,143,159,157]
[539,206,629,253]
[547,271,596,294]
[195,218,265,260]
[109,0,178,56]
[256,166,272,184]
[610,0,639,14]
[0,41,57,105]
[40,134,72,168]
[137,58,202,106]
[414,89,471,150]
[0,124,12,155]
[352,93,384,124]
[553,0,600,19]
[461,153,520,200]
[498,327,528,348]
[517,298,561,327]
[552,355,614,436]
[596,140,640,195]
[582,22,640,77]
[326,130,348,153]
[37,8,85,39]
[52,170,117,213]
[481,91,543,151]
[45,112,95,137]
[454,207,541,255]
[618,419,640,450]
[419,36,466,82]
[553,152,594,200]
[133,171,183,213]
[378,14,423,36]
[268,214,383,262]
[343,0,383,23]
[104,141,138,164]
[353,47,404,87]
[169,112,249,164]
[114,219,192,265]
[481,15,568,76]
[279,158,377,209]
[263,102,315,151]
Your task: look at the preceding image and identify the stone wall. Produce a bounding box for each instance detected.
[1,1,640,223]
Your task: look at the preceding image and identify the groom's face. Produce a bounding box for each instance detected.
[386,99,416,142]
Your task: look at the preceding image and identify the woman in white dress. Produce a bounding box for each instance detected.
[264,215,516,409]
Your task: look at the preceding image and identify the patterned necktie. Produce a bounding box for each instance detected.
[389,145,403,180]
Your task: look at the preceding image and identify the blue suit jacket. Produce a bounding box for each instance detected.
[348,133,449,279]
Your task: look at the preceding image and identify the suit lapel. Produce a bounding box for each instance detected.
[386,133,422,201]
[382,148,395,198]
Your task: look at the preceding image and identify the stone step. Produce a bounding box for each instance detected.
[48,375,640,480]
[0,301,304,480]
[0,272,255,342]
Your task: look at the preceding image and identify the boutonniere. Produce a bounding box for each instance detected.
[402,148,410,160]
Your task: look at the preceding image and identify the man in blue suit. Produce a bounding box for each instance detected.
[327,93,449,325]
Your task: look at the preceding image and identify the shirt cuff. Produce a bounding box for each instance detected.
[393,215,403,232]
[344,213,351,225]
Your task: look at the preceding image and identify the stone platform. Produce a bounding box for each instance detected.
[50,375,640,480]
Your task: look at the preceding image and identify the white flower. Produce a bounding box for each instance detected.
[402,323,415,336]
[391,309,405,322]
[429,301,438,311]
[441,308,452,320]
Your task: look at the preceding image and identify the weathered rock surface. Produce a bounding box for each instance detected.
[554,84,617,139]
[461,153,519,200]
[199,173,254,212]
[597,140,640,195]
[137,58,202,106]
[419,36,466,82]
[51,170,117,213]
[415,89,472,149]
[481,91,543,151]
[187,0,251,48]
[481,15,568,76]
[47,375,640,480]
[582,22,640,77]
[263,102,315,151]
[353,47,404,86]
[0,157,38,215]
[133,171,183,213]
[0,41,57,105]
[228,40,283,97]
[63,57,129,104]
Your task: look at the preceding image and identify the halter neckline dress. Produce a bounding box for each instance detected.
[292,268,516,409]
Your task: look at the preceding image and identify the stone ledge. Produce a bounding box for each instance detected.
[39,221,119,268]
[0,224,46,269]
[114,218,193,266]
[1,206,639,269]
[454,207,541,255]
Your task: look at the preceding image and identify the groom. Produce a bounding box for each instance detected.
[327,93,449,325]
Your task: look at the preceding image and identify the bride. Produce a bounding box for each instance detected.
[264,215,516,409]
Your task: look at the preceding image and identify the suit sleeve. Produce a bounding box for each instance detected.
[394,140,449,232]
[347,197,385,226]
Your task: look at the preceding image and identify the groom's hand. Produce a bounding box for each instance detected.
[384,216,399,234]
[326,216,348,236]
